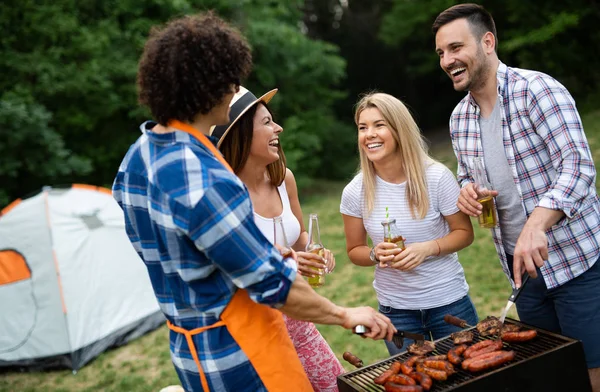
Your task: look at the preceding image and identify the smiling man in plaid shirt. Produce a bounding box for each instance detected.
[433,3,600,389]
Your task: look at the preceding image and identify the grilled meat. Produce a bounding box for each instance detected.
[408,340,436,356]
[500,324,521,333]
[476,316,502,336]
[450,330,474,345]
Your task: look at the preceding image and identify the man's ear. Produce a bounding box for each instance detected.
[482,31,496,54]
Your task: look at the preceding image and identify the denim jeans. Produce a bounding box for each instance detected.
[379,295,479,356]
[506,254,600,367]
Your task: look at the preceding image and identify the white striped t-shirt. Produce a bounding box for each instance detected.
[340,162,470,309]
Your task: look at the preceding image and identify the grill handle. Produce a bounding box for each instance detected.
[444,314,472,328]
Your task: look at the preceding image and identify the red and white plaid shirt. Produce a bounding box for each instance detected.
[449,61,600,289]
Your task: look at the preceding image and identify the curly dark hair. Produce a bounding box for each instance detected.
[137,12,252,125]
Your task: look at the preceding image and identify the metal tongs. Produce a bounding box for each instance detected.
[499,272,531,324]
[354,325,425,348]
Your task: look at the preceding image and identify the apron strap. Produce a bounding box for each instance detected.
[167,120,234,173]
[167,319,226,391]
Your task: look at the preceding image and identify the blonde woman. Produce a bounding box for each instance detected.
[340,92,478,355]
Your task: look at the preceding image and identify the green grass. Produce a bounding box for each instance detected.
[3,109,600,391]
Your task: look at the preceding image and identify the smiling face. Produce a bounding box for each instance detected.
[250,103,283,165]
[357,107,399,165]
[435,18,493,92]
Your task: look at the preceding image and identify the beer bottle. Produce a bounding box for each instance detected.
[473,157,498,228]
[381,218,406,250]
[273,217,293,258]
[305,213,325,288]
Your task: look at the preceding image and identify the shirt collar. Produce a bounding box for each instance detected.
[496,61,508,96]
[139,120,220,148]
[466,60,508,108]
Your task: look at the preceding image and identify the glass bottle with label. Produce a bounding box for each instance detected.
[273,216,293,258]
[305,213,325,288]
[473,157,498,228]
[381,218,406,250]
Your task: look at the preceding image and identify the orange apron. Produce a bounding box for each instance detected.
[165,120,312,392]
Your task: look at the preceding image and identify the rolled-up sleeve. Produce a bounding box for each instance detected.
[527,76,596,218]
[175,178,297,308]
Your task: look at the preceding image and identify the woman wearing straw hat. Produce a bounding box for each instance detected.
[216,86,345,391]
[340,92,479,356]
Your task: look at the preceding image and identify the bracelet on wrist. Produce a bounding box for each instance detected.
[369,247,379,264]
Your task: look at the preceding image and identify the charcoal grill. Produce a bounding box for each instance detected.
[338,318,591,392]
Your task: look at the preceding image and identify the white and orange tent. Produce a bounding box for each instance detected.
[0,185,163,370]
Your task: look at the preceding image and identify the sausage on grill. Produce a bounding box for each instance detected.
[409,371,433,391]
[461,350,506,370]
[384,383,424,392]
[342,351,363,368]
[387,374,417,386]
[400,362,414,375]
[466,350,515,372]
[423,359,455,374]
[416,363,448,381]
[463,339,497,358]
[501,330,538,343]
[405,356,425,367]
[464,339,504,359]
[375,362,402,385]
[447,344,468,365]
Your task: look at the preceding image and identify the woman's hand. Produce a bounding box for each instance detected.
[323,248,336,273]
[389,241,433,271]
[373,241,403,268]
[296,251,326,277]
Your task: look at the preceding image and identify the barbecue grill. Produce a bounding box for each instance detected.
[338,318,591,392]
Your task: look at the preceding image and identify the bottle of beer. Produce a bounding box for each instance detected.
[381,218,406,250]
[305,213,325,288]
[273,217,293,258]
[473,157,498,228]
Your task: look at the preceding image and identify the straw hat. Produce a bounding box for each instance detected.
[211,86,278,148]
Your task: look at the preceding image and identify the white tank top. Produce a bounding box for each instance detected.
[253,181,301,247]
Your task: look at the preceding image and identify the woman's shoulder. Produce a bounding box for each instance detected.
[425,160,455,180]
[342,172,364,194]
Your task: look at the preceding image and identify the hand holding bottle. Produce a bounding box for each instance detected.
[471,157,499,228]
[295,251,326,277]
[372,242,403,268]
[306,213,326,288]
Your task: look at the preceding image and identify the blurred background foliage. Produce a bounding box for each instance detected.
[1,0,599,206]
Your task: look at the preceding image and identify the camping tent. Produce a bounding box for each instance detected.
[0,185,164,370]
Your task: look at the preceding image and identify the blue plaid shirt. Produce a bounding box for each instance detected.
[112,121,297,391]
[450,62,600,289]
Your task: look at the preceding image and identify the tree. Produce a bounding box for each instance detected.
[379,0,600,116]
[0,0,350,206]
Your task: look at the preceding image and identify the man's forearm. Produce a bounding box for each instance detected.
[279,277,349,326]
[526,206,565,231]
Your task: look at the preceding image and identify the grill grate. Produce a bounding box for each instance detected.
[338,318,590,392]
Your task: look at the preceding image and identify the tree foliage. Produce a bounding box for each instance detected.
[0,0,349,206]
[2,0,598,207]
[379,0,600,110]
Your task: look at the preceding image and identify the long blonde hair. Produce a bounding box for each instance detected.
[354,92,433,219]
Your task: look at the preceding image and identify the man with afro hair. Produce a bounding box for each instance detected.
[113,12,395,391]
